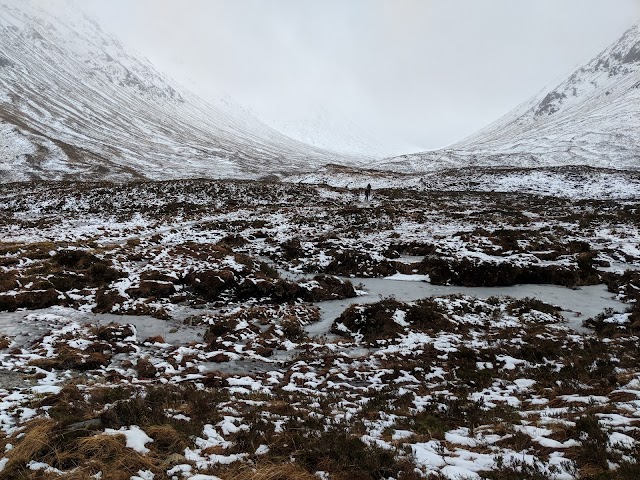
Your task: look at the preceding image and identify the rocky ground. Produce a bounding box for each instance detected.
[0,177,639,479]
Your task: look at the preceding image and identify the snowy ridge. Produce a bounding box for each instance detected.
[287,164,640,200]
[0,0,346,182]
[379,22,640,172]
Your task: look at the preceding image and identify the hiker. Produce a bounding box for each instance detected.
[364,183,372,202]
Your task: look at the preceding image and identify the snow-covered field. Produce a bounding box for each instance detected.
[288,164,640,200]
[0,178,639,479]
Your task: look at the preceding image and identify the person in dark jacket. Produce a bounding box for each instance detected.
[365,183,372,202]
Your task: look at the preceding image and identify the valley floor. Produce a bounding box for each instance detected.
[0,173,639,480]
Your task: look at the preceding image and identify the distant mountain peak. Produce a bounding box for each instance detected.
[610,22,640,65]
[378,21,640,172]
[0,0,345,182]
[533,21,640,118]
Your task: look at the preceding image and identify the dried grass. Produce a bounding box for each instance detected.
[228,463,317,480]
[145,424,187,453]
[75,434,156,479]
[2,419,56,477]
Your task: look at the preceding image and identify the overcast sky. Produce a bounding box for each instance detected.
[80,0,640,152]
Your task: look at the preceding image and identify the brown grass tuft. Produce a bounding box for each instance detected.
[228,463,317,480]
[77,433,128,461]
[75,434,156,479]
[3,419,56,476]
[145,424,187,453]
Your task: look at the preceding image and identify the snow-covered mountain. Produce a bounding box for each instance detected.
[379,21,640,172]
[0,0,346,182]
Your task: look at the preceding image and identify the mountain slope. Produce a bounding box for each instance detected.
[380,22,640,172]
[0,0,344,182]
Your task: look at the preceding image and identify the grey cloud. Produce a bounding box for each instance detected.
[81,0,640,152]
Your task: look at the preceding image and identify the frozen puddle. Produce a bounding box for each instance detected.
[0,307,205,349]
[0,278,628,353]
[304,276,628,337]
